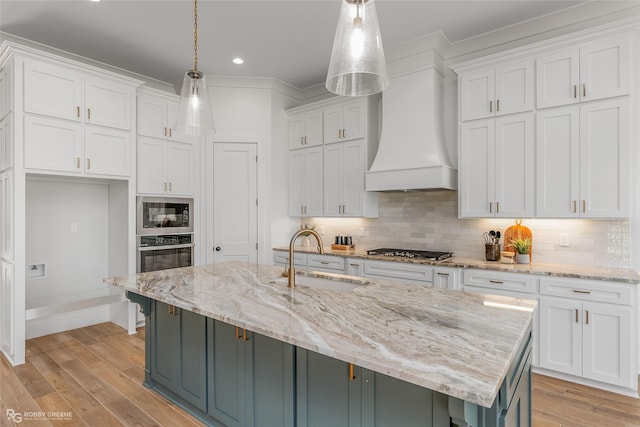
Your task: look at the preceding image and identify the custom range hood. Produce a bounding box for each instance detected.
[366,65,457,191]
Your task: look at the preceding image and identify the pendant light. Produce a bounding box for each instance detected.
[326,0,388,96]
[175,0,215,137]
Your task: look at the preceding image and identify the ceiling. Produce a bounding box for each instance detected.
[0,0,595,91]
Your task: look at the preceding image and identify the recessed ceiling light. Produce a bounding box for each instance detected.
[232,58,244,65]
[90,0,101,2]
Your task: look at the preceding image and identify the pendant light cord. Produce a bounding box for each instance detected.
[193,0,198,72]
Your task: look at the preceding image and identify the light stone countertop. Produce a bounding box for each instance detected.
[105,262,536,408]
[273,247,640,284]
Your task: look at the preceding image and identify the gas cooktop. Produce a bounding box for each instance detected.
[366,248,453,261]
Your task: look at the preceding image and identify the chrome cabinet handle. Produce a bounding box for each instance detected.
[572,289,591,294]
[489,280,503,284]
[320,261,330,265]
[437,272,449,277]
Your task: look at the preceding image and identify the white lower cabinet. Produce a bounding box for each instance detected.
[345,258,364,277]
[433,267,458,290]
[306,254,345,273]
[538,277,635,390]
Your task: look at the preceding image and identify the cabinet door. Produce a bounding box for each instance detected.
[460,69,495,121]
[0,261,14,355]
[0,115,13,171]
[580,38,630,102]
[249,333,295,427]
[84,76,132,130]
[208,320,247,427]
[0,67,13,120]
[137,95,168,139]
[177,309,207,411]
[84,125,131,177]
[289,150,306,215]
[459,119,494,217]
[304,146,324,217]
[536,49,580,109]
[24,60,83,122]
[1,172,13,261]
[305,112,323,147]
[24,115,82,173]
[341,101,364,142]
[582,302,633,388]
[579,99,629,218]
[536,106,580,217]
[288,113,306,149]
[361,369,434,427]
[495,61,534,116]
[538,297,582,377]
[165,141,194,195]
[341,140,365,217]
[151,301,179,391]
[137,137,166,194]
[345,259,363,277]
[324,143,343,216]
[296,349,361,427]
[433,268,457,290]
[323,105,343,144]
[494,113,534,218]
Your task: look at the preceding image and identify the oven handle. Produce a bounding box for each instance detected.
[137,243,194,252]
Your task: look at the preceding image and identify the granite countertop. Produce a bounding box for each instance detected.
[273,247,640,284]
[105,262,535,408]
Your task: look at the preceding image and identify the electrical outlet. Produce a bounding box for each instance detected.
[359,228,366,237]
[559,233,569,247]
[71,222,78,233]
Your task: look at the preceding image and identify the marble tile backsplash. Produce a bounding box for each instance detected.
[302,191,630,269]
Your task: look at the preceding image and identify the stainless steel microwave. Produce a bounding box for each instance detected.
[136,197,194,235]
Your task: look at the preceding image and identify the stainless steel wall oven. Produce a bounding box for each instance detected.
[137,234,194,273]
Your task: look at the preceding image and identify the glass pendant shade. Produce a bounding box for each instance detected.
[326,0,388,96]
[175,70,215,137]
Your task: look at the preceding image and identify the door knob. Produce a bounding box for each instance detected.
[215,246,221,251]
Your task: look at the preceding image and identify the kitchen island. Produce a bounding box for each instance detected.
[104,262,536,427]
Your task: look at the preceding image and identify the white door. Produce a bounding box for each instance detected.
[165,141,194,196]
[539,297,582,377]
[460,69,494,121]
[84,76,132,130]
[494,113,534,218]
[535,49,580,109]
[579,99,629,218]
[459,119,494,217]
[137,137,166,194]
[582,302,633,388]
[495,61,534,116]
[137,94,167,139]
[213,143,258,263]
[288,114,306,149]
[24,115,82,173]
[323,105,343,144]
[580,38,630,102]
[341,101,364,141]
[535,106,580,217]
[23,60,83,122]
[84,125,131,177]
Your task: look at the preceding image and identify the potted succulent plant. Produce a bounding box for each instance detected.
[510,238,532,264]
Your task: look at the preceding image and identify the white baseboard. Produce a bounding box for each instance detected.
[26,305,110,339]
[533,367,639,398]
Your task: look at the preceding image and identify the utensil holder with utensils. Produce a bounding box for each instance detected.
[485,244,501,261]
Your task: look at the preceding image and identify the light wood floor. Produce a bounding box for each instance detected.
[1,323,639,427]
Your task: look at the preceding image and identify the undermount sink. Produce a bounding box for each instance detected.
[271,272,369,292]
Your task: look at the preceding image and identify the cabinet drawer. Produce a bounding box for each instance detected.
[364,260,433,283]
[463,269,538,294]
[539,277,633,305]
[273,251,306,267]
[307,254,345,271]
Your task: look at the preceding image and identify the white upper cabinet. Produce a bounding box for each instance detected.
[460,61,534,121]
[536,37,630,109]
[24,60,132,130]
[323,99,365,144]
[288,111,322,149]
[536,99,629,218]
[22,58,137,177]
[0,115,13,171]
[460,113,534,218]
[137,136,194,196]
[288,146,323,217]
[0,66,13,120]
[137,92,192,143]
